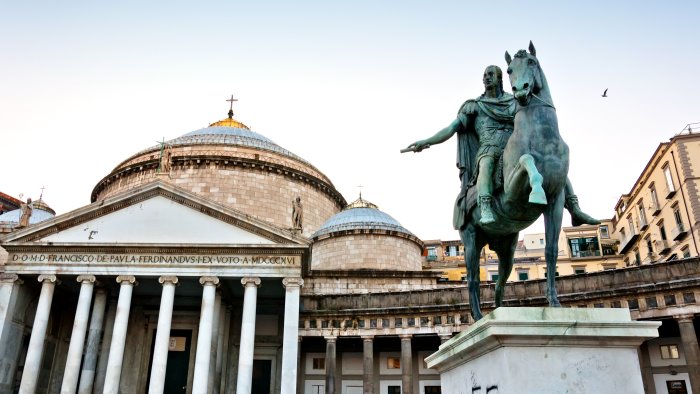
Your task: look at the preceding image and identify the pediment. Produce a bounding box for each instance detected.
[1,181,307,246]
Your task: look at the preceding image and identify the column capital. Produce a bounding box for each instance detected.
[241,277,261,287]
[116,275,137,285]
[399,334,413,340]
[324,335,337,342]
[674,314,696,322]
[199,276,220,286]
[282,277,304,288]
[38,274,58,284]
[0,273,23,284]
[158,276,179,286]
[361,335,374,341]
[77,275,97,284]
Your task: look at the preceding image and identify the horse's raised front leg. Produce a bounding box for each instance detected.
[503,154,547,205]
[544,188,566,307]
[492,232,519,308]
[460,223,487,321]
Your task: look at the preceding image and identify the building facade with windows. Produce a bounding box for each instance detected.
[0,113,699,394]
[612,130,700,266]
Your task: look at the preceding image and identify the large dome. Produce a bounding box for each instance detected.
[310,196,423,271]
[91,112,346,237]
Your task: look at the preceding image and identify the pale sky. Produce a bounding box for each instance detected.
[1,1,698,241]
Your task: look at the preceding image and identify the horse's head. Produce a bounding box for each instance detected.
[505,41,542,106]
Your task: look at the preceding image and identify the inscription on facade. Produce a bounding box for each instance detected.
[9,253,300,266]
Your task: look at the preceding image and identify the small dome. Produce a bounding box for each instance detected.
[312,196,415,239]
[0,199,56,227]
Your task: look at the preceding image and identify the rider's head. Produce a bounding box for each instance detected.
[482,65,504,92]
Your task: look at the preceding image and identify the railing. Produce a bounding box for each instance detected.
[642,253,657,265]
[572,250,602,259]
[654,239,671,255]
[671,223,688,241]
[638,217,649,231]
[426,255,438,262]
[649,202,661,216]
[618,228,640,254]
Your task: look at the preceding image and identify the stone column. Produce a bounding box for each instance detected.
[637,341,656,394]
[220,306,232,394]
[362,336,374,394]
[19,274,58,394]
[78,287,108,394]
[192,276,219,394]
[400,334,413,394]
[296,337,304,394]
[214,301,226,394]
[94,299,117,393]
[208,292,222,393]
[281,278,303,394]
[677,314,700,392]
[325,336,337,394]
[0,274,23,393]
[236,277,261,394]
[61,275,96,394]
[148,276,179,394]
[103,275,137,394]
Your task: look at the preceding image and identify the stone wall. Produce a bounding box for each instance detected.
[310,234,423,271]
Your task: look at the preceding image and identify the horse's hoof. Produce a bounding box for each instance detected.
[529,189,547,205]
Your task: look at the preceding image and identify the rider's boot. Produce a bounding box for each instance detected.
[479,194,496,225]
[565,195,600,226]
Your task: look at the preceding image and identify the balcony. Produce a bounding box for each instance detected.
[649,203,661,216]
[638,218,649,232]
[571,250,602,259]
[664,187,676,199]
[671,223,688,241]
[426,255,438,262]
[654,239,671,255]
[618,230,640,254]
[642,253,657,265]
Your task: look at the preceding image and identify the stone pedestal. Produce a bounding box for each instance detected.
[425,307,660,394]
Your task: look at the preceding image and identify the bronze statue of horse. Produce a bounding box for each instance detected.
[463,42,568,320]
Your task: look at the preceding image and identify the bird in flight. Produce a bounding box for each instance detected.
[602,88,608,97]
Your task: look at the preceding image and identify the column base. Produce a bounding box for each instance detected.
[426,307,660,393]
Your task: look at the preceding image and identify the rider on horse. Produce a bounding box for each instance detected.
[405,65,598,229]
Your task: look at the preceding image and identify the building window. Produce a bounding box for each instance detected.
[448,245,457,256]
[660,344,680,359]
[388,386,401,394]
[599,225,609,238]
[313,358,326,370]
[344,319,353,329]
[382,319,390,328]
[387,357,401,369]
[424,387,442,394]
[321,320,329,328]
[664,294,677,306]
[673,207,683,228]
[594,303,604,308]
[394,318,402,328]
[358,319,365,328]
[574,267,586,275]
[611,301,621,308]
[628,299,639,310]
[682,246,690,258]
[627,215,635,234]
[646,297,658,308]
[370,319,377,328]
[638,202,647,227]
[663,165,675,193]
[650,186,660,211]
[490,273,499,281]
[543,271,560,278]
[434,316,442,325]
[518,271,529,280]
[332,320,340,328]
[407,317,415,327]
[310,320,317,329]
[311,385,324,394]
[569,237,600,258]
[420,317,429,327]
[634,249,641,266]
[659,223,668,240]
[683,292,696,304]
[447,315,455,324]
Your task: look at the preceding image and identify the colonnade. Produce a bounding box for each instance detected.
[4,274,303,394]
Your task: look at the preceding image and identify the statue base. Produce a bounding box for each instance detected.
[425,307,659,393]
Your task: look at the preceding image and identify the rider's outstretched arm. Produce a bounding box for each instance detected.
[404,118,462,152]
